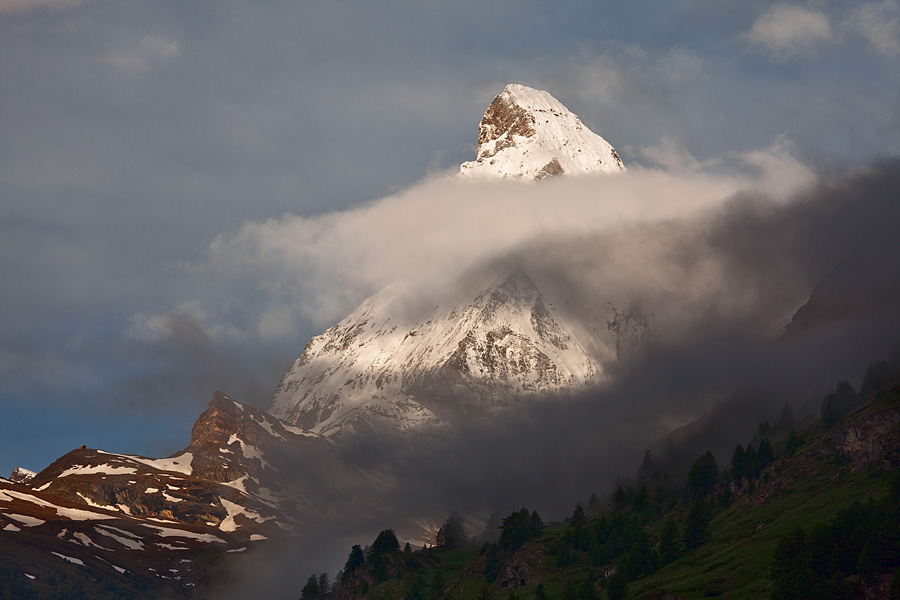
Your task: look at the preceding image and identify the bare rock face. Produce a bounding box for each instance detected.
[8,466,35,484]
[459,83,625,180]
[477,91,537,158]
[831,408,900,471]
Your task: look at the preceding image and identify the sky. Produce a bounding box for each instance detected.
[1,0,899,479]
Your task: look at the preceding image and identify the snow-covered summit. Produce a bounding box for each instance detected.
[459,84,626,180]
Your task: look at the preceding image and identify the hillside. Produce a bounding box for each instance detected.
[323,378,900,600]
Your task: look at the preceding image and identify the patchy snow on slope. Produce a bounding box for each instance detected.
[95,526,145,550]
[142,524,226,544]
[218,497,271,532]
[58,464,137,478]
[4,513,44,527]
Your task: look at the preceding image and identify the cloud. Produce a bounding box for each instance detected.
[851,1,900,56]
[194,141,813,339]
[100,34,180,72]
[0,0,89,14]
[740,4,833,60]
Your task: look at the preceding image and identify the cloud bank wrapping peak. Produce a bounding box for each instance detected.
[205,158,900,599]
[193,139,814,343]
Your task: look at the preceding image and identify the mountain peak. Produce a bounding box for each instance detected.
[459,83,626,180]
[268,269,608,439]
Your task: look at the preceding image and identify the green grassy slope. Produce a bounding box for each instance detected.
[335,387,900,600]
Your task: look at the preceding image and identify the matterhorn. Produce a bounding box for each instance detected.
[269,85,644,440]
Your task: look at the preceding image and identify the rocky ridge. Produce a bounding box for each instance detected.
[0,392,335,596]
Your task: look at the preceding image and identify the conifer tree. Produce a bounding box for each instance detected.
[730,444,746,481]
[576,579,598,600]
[371,529,400,557]
[342,544,365,578]
[300,574,319,600]
[684,501,713,549]
[440,511,466,549]
[658,518,682,565]
[607,574,627,600]
[758,438,774,469]
[687,451,719,499]
[777,402,796,433]
[785,429,803,457]
[570,504,587,528]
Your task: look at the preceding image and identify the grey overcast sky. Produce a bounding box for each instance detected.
[1,0,899,476]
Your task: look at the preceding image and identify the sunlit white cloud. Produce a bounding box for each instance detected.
[180,141,814,342]
[740,4,833,60]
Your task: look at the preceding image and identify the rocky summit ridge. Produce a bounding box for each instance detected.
[459,83,626,180]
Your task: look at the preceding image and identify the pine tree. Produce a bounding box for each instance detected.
[730,444,746,481]
[758,438,775,469]
[534,582,549,600]
[777,402,796,433]
[606,574,627,600]
[576,579,597,600]
[371,529,400,557]
[658,518,682,565]
[861,360,890,400]
[404,541,412,553]
[483,543,502,582]
[300,574,319,600]
[318,572,330,596]
[785,429,803,457]
[440,512,466,549]
[687,451,719,499]
[570,504,587,528]
[684,501,712,549]
[530,510,544,536]
[342,544,365,578]
[633,486,650,514]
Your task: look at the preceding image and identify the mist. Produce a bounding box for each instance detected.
[194,156,900,598]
